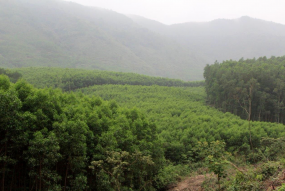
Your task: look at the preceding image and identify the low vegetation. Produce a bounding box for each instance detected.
[1,60,285,190]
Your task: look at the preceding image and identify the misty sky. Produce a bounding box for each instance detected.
[65,0,285,25]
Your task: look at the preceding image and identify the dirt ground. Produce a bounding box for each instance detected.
[167,174,212,191]
[167,169,285,191]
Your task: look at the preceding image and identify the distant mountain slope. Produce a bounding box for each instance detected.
[0,0,206,81]
[129,15,285,62]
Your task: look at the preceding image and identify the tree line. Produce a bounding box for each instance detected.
[12,67,204,91]
[204,56,285,123]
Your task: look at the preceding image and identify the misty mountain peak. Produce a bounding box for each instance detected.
[239,15,252,20]
[1,0,285,81]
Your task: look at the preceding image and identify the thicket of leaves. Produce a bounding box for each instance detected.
[201,138,285,190]
[0,75,165,191]
[204,55,285,123]
[79,85,285,164]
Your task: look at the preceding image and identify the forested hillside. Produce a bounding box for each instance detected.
[12,67,205,91]
[204,55,285,124]
[2,0,285,190]
[2,67,285,190]
[129,15,285,62]
[0,0,205,81]
[79,84,285,159]
[3,0,285,81]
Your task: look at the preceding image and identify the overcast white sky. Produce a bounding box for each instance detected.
[65,0,285,25]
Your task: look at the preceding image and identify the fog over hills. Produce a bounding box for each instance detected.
[129,15,285,62]
[0,0,205,81]
[1,0,285,81]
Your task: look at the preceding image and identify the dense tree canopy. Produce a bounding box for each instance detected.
[12,67,204,91]
[2,65,285,190]
[204,56,285,123]
[0,76,164,190]
[0,68,22,82]
[79,84,285,163]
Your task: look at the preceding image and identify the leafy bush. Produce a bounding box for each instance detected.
[259,161,279,180]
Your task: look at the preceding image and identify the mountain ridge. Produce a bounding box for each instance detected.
[0,0,206,81]
[2,0,285,81]
[129,15,285,62]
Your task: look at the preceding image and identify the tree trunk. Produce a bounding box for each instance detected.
[248,88,254,152]
[64,163,69,191]
[218,175,220,190]
[9,165,16,191]
[39,159,42,191]
[2,142,7,191]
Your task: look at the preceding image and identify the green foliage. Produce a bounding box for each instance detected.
[14,78,33,102]
[0,75,10,91]
[204,56,285,124]
[227,170,262,191]
[90,151,155,191]
[3,66,285,190]
[259,137,285,161]
[154,164,190,189]
[0,68,22,82]
[12,67,204,91]
[278,184,285,191]
[205,141,229,179]
[0,78,164,190]
[200,141,230,190]
[201,175,218,191]
[210,160,285,190]
[224,161,282,191]
[259,161,279,180]
[80,84,285,163]
[27,131,61,190]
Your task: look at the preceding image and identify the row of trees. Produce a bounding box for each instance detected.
[11,67,204,91]
[0,75,166,190]
[204,56,285,123]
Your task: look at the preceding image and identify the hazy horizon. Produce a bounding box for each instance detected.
[64,0,285,25]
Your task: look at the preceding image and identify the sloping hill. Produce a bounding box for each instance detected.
[11,67,204,90]
[0,0,206,80]
[129,15,285,62]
